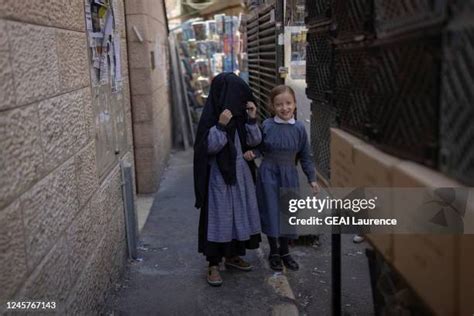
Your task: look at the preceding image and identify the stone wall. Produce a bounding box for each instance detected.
[0,0,133,313]
[126,0,173,193]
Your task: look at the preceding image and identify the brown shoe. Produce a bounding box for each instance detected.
[224,256,252,271]
[207,266,223,286]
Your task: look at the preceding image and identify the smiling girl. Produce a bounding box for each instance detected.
[244,85,319,271]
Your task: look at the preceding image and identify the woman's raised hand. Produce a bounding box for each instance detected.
[246,101,257,119]
[243,150,256,161]
[218,109,233,126]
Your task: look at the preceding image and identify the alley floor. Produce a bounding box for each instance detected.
[104,150,374,315]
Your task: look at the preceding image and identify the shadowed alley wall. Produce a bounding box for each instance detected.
[126,0,173,193]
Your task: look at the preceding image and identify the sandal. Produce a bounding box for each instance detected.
[207,266,223,286]
[281,254,299,271]
[224,256,252,271]
[268,254,283,271]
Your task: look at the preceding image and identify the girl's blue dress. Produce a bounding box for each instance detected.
[206,123,262,243]
[256,117,317,237]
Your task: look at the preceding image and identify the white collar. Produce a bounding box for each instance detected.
[274,115,296,124]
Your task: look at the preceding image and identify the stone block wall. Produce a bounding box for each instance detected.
[0,0,134,313]
[126,0,173,193]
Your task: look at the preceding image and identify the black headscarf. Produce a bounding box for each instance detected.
[193,73,256,209]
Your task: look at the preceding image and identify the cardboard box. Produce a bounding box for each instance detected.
[461,188,474,234]
[353,144,401,262]
[353,144,400,187]
[392,161,462,188]
[330,128,363,187]
[392,161,461,316]
[459,235,474,316]
[458,192,474,315]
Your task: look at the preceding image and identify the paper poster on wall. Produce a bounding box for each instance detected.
[112,0,120,28]
[103,9,113,38]
[109,42,115,87]
[99,53,109,85]
[85,2,93,31]
[86,0,128,175]
[86,0,122,91]
[112,32,122,92]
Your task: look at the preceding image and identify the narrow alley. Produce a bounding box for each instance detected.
[104,150,373,315]
[2,0,473,315]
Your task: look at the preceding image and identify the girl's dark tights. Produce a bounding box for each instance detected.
[267,236,290,255]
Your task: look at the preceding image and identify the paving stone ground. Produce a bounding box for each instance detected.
[104,150,374,315]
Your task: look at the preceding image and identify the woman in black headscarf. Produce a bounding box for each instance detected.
[193,73,262,286]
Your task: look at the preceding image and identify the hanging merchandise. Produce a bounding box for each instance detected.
[213,53,224,74]
[207,20,217,39]
[233,34,241,56]
[215,14,225,35]
[192,21,208,41]
[223,55,233,72]
[195,59,210,78]
[208,41,218,56]
[174,14,244,127]
[196,77,211,96]
[187,40,197,57]
[196,41,209,57]
[223,34,231,54]
[182,21,195,40]
[224,16,234,36]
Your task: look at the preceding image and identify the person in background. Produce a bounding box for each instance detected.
[244,85,320,271]
[193,73,262,286]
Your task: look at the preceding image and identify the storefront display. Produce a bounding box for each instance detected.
[172,14,244,128]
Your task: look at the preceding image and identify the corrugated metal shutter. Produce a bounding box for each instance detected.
[247,2,284,119]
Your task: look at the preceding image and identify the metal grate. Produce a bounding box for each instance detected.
[311,101,337,181]
[305,0,332,27]
[374,0,447,39]
[247,3,284,120]
[334,88,372,140]
[334,42,373,90]
[369,33,442,167]
[370,33,441,96]
[306,25,334,102]
[331,32,441,166]
[448,0,474,17]
[333,41,374,139]
[370,95,439,166]
[332,0,374,40]
[440,18,474,185]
